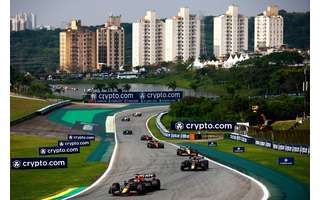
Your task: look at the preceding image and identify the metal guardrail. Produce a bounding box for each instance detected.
[11,100,72,126]
[36,100,71,115]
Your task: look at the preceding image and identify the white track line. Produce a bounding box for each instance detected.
[146,114,270,200]
[63,106,168,199]
[64,112,119,200]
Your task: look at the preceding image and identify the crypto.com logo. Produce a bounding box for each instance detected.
[175,121,184,131]
[139,92,146,100]
[12,160,21,168]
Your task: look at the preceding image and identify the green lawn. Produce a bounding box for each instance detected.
[148,116,309,184]
[10,96,51,121]
[195,140,309,184]
[272,120,297,130]
[11,134,106,200]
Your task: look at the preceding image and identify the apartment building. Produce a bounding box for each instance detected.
[254,5,283,51]
[59,20,97,73]
[96,16,125,69]
[10,12,37,32]
[132,11,165,67]
[165,7,201,62]
[214,5,248,58]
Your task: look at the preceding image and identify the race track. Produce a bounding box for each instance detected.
[72,106,264,200]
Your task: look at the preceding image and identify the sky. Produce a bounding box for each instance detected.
[10,0,310,28]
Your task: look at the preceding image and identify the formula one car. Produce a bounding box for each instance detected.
[123,130,133,135]
[140,135,153,141]
[121,117,130,121]
[147,140,164,148]
[180,156,209,171]
[108,173,161,196]
[133,112,142,117]
[177,146,199,156]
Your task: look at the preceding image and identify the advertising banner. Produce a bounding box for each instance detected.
[68,134,95,141]
[39,146,80,155]
[233,146,245,153]
[278,157,294,165]
[93,91,183,103]
[11,157,68,169]
[171,121,236,131]
[58,140,90,147]
[208,141,217,147]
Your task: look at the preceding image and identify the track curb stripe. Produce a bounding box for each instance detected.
[42,187,85,200]
[146,114,270,200]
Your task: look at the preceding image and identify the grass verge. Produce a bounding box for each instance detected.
[10,96,51,121]
[148,116,309,184]
[10,134,106,200]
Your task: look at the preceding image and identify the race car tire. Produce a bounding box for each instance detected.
[110,182,120,194]
[177,149,181,155]
[159,143,164,148]
[144,181,152,191]
[152,179,161,190]
[137,183,146,194]
[147,143,152,148]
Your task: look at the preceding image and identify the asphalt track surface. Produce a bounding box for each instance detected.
[72,106,264,200]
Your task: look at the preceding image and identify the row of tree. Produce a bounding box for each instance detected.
[168,94,306,125]
[10,67,52,98]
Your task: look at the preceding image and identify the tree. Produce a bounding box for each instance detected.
[189,81,199,96]
[94,83,105,91]
[107,81,119,91]
[123,65,132,71]
[226,85,236,98]
[123,83,131,91]
[167,81,177,91]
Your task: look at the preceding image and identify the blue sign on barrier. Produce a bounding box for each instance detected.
[93,91,183,103]
[68,134,95,141]
[11,157,68,169]
[233,146,245,153]
[171,121,235,131]
[39,146,80,155]
[278,157,294,165]
[58,140,90,147]
[208,141,217,147]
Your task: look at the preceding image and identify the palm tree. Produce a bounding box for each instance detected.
[123,83,131,91]
[107,81,118,91]
[167,80,177,91]
[94,83,105,91]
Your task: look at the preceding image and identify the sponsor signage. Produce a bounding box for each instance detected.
[39,146,80,155]
[171,121,236,131]
[93,91,183,103]
[208,141,217,147]
[58,140,90,147]
[229,133,255,144]
[68,134,95,141]
[233,146,245,153]
[278,157,294,165]
[11,157,68,169]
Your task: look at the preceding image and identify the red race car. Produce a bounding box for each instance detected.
[108,173,161,196]
[147,140,164,148]
[140,135,153,141]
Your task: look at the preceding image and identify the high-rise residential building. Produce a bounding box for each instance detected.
[96,16,125,69]
[132,11,165,67]
[214,5,248,58]
[10,12,37,32]
[59,19,97,73]
[254,5,283,51]
[165,7,201,62]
